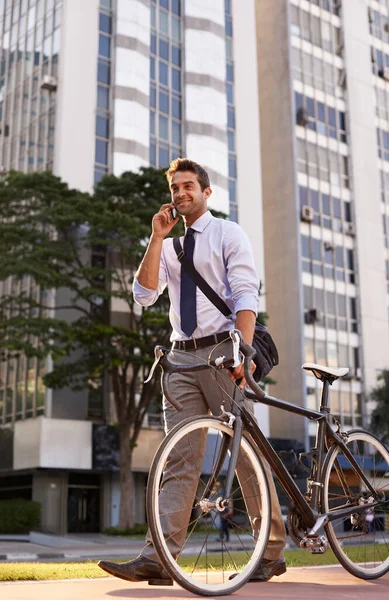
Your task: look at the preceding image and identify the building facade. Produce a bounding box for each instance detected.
[0,0,265,533]
[255,0,389,447]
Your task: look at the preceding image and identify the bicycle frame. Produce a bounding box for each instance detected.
[222,379,381,532]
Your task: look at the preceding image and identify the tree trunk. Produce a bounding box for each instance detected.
[118,422,134,529]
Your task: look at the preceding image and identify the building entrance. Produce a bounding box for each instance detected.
[67,473,100,533]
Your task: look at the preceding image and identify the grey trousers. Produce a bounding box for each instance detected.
[142,341,286,562]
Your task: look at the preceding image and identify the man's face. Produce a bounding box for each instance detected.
[170,170,211,222]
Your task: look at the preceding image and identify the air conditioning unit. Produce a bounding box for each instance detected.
[324,241,335,251]
[345,222,356,236]
[41,75,57,92]
[296,107,309,127]
[301,205,314,223]
[384,22,389,33]
[305,308,322,325]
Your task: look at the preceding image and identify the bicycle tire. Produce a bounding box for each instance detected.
[147,415,271,596]
[321,429,389,579]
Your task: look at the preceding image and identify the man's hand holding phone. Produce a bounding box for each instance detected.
[151,204,179,240]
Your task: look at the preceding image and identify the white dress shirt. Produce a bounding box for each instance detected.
[133,211,259,342]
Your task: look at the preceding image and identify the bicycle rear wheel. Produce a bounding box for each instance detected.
[321,430,389,579]
[147,415,270,596]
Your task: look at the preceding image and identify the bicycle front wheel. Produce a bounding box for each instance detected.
[322,429,389,579]
[147,416,270,596]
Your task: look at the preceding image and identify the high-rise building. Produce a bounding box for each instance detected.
[255,0,389,447]
[0,0,264,533]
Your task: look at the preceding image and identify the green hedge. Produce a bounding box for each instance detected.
[0,499,41,534]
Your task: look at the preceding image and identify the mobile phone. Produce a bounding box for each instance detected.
[170,206,177,219]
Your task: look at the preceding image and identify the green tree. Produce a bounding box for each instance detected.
[0,168,182,528]
[370,370,389,444]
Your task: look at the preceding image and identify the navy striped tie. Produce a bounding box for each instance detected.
[180,228,197,336]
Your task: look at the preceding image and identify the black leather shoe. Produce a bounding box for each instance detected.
[98,556,173,586]
[229,557,286,582]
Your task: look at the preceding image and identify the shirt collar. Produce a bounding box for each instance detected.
[186,211,213,234]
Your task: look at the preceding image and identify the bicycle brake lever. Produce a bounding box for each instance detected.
[144,346,165,383]
[229,329,242,368]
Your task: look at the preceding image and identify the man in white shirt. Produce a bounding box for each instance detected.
[98,158,286,585]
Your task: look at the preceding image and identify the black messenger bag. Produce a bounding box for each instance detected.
[173,238,279,382]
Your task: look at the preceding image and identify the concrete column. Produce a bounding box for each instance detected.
[342,0,389,399]
[53,0,99,192]
[183,0,229,213]
[113,0,151,175]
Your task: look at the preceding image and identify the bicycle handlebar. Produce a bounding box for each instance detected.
[147,330,265,412]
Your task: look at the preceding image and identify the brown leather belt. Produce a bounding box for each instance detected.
[172,331,231,351]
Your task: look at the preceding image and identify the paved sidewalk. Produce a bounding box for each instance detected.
[0,534,145,562]
[0,566,388,600]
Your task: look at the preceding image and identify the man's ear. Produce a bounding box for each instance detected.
[204,186,212,200]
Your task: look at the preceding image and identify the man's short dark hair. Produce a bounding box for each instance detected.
[165,158,210,191]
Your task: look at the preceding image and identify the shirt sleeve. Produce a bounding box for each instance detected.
[133,243,168,307]
[223,222,259,315]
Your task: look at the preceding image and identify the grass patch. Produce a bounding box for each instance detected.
[0,546,385,581]
[0,561,110,581]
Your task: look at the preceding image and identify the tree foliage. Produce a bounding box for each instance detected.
[370,370,389,444]
[0,168,183,527]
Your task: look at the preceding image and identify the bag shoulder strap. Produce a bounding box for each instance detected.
[173,237,232,318]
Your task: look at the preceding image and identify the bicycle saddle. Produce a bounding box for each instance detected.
[302,362,349,382]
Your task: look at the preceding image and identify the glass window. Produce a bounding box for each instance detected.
[338,294,347,317]
[96,116,109,138]
[150,86,156,108]
[159,39,168,60]
[327,342,337,367]
[159,61,168,85]
[172,121,181,146]
[172,96,181,119]
[172,45,180,66]
[228,130,235,152]
[172,0,180,15]
[335,246,344,268]
[97,86,109,109]
[159,114,168,140]
[150,111,155,135]
[160,0,169,9]
[95,139,108,165]
[311,190,319,211]
[312,238,321,261]
[97,61,110,84]
[159,90,169,114]
[150,141,156,166]
[304,286,313,308]
[151,34,157,55]
[159,10,169,35]
[299,186,307,207]
[316,340,326,365]
[227,106,235,129]
[326,291,336,314]
[99,13,111,34]
[229,156,237,178]
[172,67,181,91]
[159,145,169,166]
[99,34,110,58]
[171,16,180,41]
[301,235,310,259]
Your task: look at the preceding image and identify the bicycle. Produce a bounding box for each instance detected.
[145,329,389,596]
